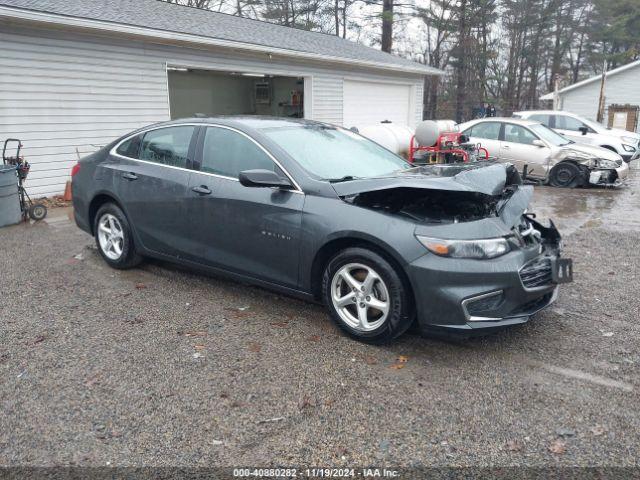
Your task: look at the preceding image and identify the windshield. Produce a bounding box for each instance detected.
[529,124,572,146]
[581,117,605,131]
[260,125,409,180]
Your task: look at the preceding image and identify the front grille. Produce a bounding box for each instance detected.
[520,257,552,289]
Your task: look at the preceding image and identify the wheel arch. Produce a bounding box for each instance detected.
[309,234,413,303]
[549,159,589,187]
[87,191,126,235]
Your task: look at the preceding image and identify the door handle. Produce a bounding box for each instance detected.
[122,172,138,181]
[191,185,212,195]
[502,145,510,149]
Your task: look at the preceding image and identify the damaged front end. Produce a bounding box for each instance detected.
[333,163,573,336]
[550,147,628,187]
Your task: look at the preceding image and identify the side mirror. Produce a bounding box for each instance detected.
[239,169,293,189]
[579,126,588,136]
[532,139,546,148]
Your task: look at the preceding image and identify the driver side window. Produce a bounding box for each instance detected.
[555,115,587,132]
[201,127,278,178]
[504,124,538,145]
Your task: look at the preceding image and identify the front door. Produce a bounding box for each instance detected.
[189,125,304,288]
[500,123,550,178]
[553,114,596,145]
[114,125,197,258]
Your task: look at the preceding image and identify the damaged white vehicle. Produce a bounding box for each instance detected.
[458,118,629,187]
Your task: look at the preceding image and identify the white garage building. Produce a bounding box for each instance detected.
[0,0,441,197]
[540,60,640,134]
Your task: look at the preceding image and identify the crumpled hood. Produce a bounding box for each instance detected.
[332,163,533,229]
[331,163,510,197]
[557,142,622,162]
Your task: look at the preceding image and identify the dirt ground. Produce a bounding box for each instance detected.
[1,163,639,476]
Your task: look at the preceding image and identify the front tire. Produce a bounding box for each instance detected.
[549,162,582,188]
[94,203,142,269]
[322,247,414,344]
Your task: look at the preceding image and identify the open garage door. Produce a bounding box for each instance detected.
[168,68,304,120]
[343,80,412,128]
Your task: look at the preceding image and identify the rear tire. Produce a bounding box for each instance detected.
[94,203,142,269]
[322,247,414,344]
[549,162,581,188]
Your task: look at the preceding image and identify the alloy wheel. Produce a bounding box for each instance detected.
[97,213,124,260]
[330,263,390,332]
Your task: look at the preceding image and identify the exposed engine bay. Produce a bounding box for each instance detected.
[349,187,499,224]
[337,163,524,225]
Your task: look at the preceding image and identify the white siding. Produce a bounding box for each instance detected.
[414,82,424,122]
[0,28,170,196]
[312,75,343,125]
[0,25,426,196]
[560,64,640,132]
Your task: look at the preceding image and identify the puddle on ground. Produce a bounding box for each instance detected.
[531,160,640,234]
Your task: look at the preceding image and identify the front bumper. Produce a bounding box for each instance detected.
[407,221,567,336]
[588,161,629,186]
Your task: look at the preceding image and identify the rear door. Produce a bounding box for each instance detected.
[114,125,198,258]
[500,123,550,177]
[189,125,304,288]
[462,121,502,159]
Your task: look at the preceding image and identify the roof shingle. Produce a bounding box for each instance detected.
[0,0,441,75]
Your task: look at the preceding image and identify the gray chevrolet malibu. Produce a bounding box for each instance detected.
[72,117,573,343]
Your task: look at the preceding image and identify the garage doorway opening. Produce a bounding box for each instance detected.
[167,67,305,120]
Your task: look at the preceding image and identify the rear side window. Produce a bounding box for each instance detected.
[116,134,142,158]
[201,127,276,178]
[466,122,500,140]
[529,114,551,127]
[140,126,195,168]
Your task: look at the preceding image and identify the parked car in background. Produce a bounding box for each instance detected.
[72,117,572,344]
[513,110,640,163]
[458,118,628,187]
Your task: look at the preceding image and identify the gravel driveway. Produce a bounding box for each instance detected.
[1,165,639,475]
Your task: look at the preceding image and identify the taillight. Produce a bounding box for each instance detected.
[71,163,81,177]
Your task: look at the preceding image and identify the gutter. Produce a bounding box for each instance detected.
[0,5,443,77]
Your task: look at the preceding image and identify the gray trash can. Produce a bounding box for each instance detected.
[0,165,21,228]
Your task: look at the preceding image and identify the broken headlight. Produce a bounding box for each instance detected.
[585,158,619,169]
[416,236,511,259]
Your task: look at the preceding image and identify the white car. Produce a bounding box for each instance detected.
[458,118,629,187]
[513,110,640,163]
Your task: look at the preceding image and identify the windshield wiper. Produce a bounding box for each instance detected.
[326,175,361,183]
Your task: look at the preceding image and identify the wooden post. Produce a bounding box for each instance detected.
[596,59,607,123]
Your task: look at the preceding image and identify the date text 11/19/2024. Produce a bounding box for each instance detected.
[233,468,400,477]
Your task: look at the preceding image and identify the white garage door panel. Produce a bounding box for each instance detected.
[343,80,411,127]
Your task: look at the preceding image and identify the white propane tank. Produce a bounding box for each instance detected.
[352,123,415,157]
[414,120,458,146]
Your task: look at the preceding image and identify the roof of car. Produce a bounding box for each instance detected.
[514,110,572,116]
[0,0,442,75]
[463,117,540,127]
[170,116,325,128]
